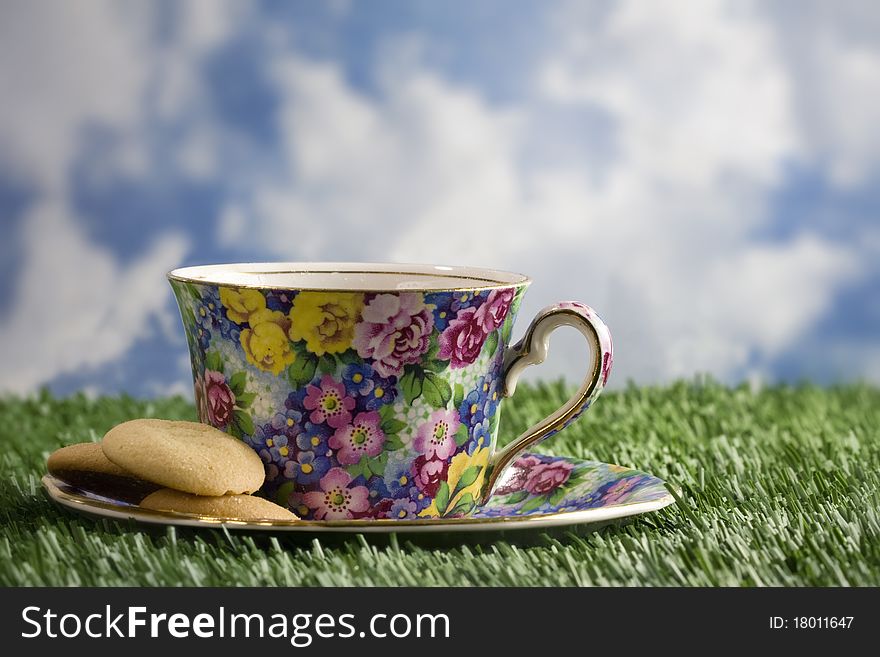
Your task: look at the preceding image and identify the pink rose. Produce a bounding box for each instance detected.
[523,460,574,495]
[353,294,434,378]
[473,288,514,333]
[412,455,449,497]
[438,307,487,369]
[204,370,235,428]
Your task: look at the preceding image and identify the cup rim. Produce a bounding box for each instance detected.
[167,262,531,292]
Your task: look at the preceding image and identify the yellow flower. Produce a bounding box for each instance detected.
[240,308,295,375]
[288,292,364,356]
[419,446,490,518]
[219,287,266,324]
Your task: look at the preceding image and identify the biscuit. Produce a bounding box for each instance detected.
[48,442,132,478]
[47,442,158,502]
[102,419,265,496]
[140,488,297,521]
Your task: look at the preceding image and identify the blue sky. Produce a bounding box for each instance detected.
[0,0,878,397]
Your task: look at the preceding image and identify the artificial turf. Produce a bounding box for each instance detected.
[1,380,878,586]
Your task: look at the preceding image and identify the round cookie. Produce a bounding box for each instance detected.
[48,442,132,478]
[140,489,297,521]
[102,419,265,496]
[47,442,159,502]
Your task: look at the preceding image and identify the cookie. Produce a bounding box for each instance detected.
[102,419,265,496]
[140,488,298,521]
[47,442,159,502]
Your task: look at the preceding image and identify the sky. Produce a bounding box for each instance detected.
[0,0,878,398]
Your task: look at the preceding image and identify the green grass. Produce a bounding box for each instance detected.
[1,380,878,586]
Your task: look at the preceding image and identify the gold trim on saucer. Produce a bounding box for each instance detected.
[42,475,676,534]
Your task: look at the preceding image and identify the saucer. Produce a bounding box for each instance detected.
[42,453,675,534]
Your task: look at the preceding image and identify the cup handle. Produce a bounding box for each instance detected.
[481,301,613,504]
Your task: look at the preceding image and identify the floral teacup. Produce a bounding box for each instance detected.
[169,263,612,520]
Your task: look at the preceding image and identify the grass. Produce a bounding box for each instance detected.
[1,379,878,586]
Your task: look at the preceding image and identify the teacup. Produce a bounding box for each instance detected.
[168,263,612,520]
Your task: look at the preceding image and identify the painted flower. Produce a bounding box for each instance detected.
[412,455,448,497]
[265,289,296,313]
[459,386,486,429]
[523,459,574,495]
[219,287,267,324]
[341,362,396,411]
[303,374,355,428]
[438,307,487,369]
[473,288,514,333]
[468,420,492,455]
[342,362,376,396]
[329,411,386,465]
[289,292,364,356]
[353,293,434,377]
[240,308,295,375]
[424,292,457,331]
[295,421,333,457]
[413,408,460,461]
[418,446,490,517]
[204,369,235,428]
[591,475,648,506]
[302,468,370,520]
[282,449,331,486]
[493,455,542,495]
[389,498,418,520]
[270,407,304,442]
[383,452,416,498]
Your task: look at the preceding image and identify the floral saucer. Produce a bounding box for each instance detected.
[42,453,675,534]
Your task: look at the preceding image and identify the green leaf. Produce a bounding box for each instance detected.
[520,494,549,514]
[489,411,500,435]
[287,353,318,388]
[434,481,450,515]
[381,417,408,436]
[186,283,202,301]
[204,351,223,373]
[385,433,405,452]
[233,410,254,436]
[484,330,499,359]
[274,482,296,508]
[449,493,476,516]
[228,371,247,397]
[548,487,566,506]
[345,460,367,480]
[421,370,452,408]
[337,349,361,365]
[227,422,242,439]
[366,452,389,478]
[452,465,482,496]
[455,423,470,447]
[235,391,256,408]
[500,314,514,344]
[400,367,425,404]
[453,383,465,409]
[505,490,529,505]
[317,353,338,375]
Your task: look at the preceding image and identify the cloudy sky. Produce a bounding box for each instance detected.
[0,0,878,397]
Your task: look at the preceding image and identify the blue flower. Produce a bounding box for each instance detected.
[459,388,486,428]
[266,290,297,313]
[468,420,492,455]
[283,450,330,486]
[295,421,333,457]
[342,362,377,396]
[425,292,457,331]
[383,453,416,498]
[270,407,304,442]
[342,362,397,411]
[389,498,418,520]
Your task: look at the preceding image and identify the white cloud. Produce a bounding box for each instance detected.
[222,0,859,385]
[0,1,194,393]
[0,197,187,393]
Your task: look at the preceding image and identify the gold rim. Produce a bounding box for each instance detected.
[167,262,532,293]
[42,475,675,532]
